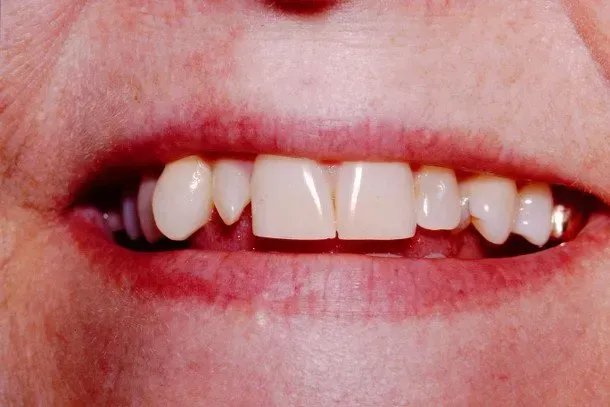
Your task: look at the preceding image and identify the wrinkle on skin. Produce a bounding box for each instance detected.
[563,0,610,82]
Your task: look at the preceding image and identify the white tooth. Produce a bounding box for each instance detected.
[460,175,517,244]
[513,183,553,246]
[152,156,213,241]
[335,162,416,240]
[137,177,162,243]
[122,195,141,240]
[213,159,252,226]
[251,155,335,240]
[415,166,461,230]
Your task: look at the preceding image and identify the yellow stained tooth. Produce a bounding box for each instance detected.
[213,159,252,226]
[152,156,213,241]
[335,162,416,240]
[251,155,335,240]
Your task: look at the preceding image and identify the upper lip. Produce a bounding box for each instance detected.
[65,112,605,211]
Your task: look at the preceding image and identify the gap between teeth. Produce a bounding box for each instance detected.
[112,155,556,247]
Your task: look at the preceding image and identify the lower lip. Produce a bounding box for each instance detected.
[67,211,610,320]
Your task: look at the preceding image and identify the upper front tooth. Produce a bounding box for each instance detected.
[152,156,213,241]
[251,155,335,240]
[460,175,517,244]
[213,159,252,226]
[335,162,416,240]
[513,183,553,246]
[415,166,461,230]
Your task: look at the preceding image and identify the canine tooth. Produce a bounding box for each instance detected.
[336,162,416,240]
[137,177,162,243]
[122,195,141,240]
[415,166,461,230]
[251,155,335,240]
[512,183,553,246]
[461,175,517,244]
[152,156,213,241]
[213,159,252,226]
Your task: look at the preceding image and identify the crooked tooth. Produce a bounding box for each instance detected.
[213,159,252,226]
[461,175,517,244]
[336,162,416,240]
[251,155,335,240]
[513,183,553,246]
[415,166,461,230]
[152,156,213,241]
[137,176,162,243]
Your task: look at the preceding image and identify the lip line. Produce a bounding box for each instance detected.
[67,210,610,319]
[67,112,598,209]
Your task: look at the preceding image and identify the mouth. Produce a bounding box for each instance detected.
[64,114,610,319]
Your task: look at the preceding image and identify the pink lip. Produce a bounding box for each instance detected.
[67,211,610,319]
[64,114,610,319]
[65,112,590,208]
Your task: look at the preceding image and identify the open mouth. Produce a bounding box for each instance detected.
[65,116,610,319]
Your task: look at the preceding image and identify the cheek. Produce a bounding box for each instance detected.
[563,0,610,81]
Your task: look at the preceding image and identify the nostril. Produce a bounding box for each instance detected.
[264,0,341,15]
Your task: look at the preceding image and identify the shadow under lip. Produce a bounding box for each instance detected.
[66,208,610,320]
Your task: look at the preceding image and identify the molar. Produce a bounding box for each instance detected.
[251,155,335,240]
[335,162,416,240]
[152,156,213,241]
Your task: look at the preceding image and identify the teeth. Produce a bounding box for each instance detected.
[460,175,517,244]
[335,162,416,240]
[122,194,141,240]
[513,183,553,246]
[137,176,162,243]
[152,156,213,241]
[213,159,252,226]
[251,155,335,240]
[415,166,461,230]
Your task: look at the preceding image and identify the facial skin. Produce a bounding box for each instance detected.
[2,0,610,405]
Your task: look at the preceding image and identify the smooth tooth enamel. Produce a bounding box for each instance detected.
[213,159,252,226]
[460,175,517,244]
[251,155,335,240]
[415,166,461,230]
[122,195,141,240]
[137,177,162,243]
[513,183,553,246]
[336,162,416,240]
[152,156,213,241]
